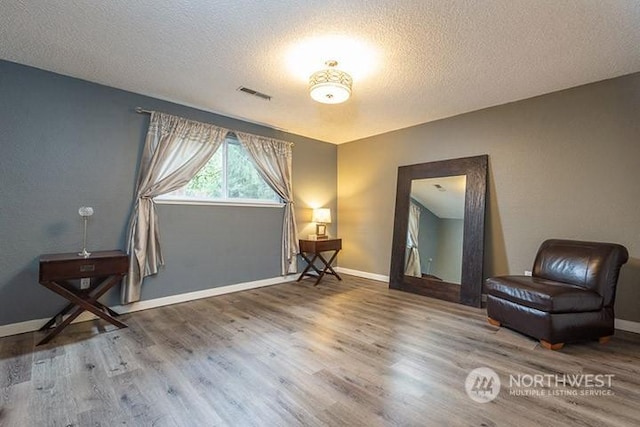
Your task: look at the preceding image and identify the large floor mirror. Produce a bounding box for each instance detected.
[389,155,488,307]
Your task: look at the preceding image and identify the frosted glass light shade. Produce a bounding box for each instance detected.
[78,206,94,217]
[312,208,332,224]
[309,68,352,104]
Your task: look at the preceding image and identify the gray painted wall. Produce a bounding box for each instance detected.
[414,201,439,275]
[433,219,463,283]
[0,60,337,326]
[337,72,640,322]
[413,200,463,283]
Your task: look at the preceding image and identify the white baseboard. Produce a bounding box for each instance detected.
[113,274,297,315]
[0,275,297,339]
[615,319,640,334]
[335,267,389,283]
[0,319,49,340]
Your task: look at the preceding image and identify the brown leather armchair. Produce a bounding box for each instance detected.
[485,239,629,350]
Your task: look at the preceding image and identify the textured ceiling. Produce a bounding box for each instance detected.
[1,1,639,144]
[411,175,466,220]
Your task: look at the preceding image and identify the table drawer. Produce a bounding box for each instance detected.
[314,239,341,252]
[300,238,342,253]
[40,255,129,282]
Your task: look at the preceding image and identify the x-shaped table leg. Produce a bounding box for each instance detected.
[315,251,342,285]
[38,275,126,345]
[297,250,342,286]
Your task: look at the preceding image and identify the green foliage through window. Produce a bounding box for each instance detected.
[161,136,280,203]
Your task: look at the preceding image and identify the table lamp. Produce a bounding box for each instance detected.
[78,206,94,257]
[312,208,331,239]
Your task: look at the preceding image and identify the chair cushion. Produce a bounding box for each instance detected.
[485,276,603,313]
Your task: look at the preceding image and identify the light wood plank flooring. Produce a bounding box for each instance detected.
[1,275,639,426]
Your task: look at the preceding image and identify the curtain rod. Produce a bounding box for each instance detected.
[134,107,294,146]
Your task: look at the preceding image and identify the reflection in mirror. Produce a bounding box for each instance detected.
[405,176,466,283]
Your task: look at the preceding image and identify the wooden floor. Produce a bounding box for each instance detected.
[1,275,639,426]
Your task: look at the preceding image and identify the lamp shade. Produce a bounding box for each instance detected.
[312,208,332,224]
[78,206,94,217]
[309,61,352,104]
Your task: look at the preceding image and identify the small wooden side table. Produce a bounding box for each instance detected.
[37,250,129,345]
[297,238,342,286]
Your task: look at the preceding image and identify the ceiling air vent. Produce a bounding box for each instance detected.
[237,86,272,101]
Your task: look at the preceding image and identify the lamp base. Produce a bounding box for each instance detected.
[316,223,327,238]
[78,249,91,258]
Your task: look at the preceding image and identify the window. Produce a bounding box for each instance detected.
[157,136,281,205]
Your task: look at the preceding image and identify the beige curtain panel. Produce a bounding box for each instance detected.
[123,112,227,304]
[236,132,299,275]
[405,202,422,277]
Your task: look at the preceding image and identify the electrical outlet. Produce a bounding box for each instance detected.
[80,278,91,289]
[524,270,532,277]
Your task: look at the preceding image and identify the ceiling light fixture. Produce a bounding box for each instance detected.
[309,60,352,104]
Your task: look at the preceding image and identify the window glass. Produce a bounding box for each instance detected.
[227,139,278,200]
[159,136,280,204]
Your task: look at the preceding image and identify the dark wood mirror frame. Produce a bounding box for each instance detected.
[389,155,488,307]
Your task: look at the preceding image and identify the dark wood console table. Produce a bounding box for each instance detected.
[37,250,129,345]
[297,238,342,286]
